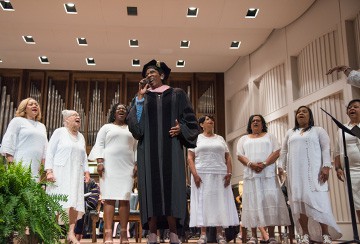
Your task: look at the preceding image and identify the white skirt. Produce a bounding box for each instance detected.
[242,176,291,228]
[189,173,239,227]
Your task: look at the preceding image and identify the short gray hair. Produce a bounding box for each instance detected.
[62,109,77,126]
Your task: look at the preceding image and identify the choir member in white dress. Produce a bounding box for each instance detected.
[278,106,342,244]
[326,65,360,87]
[237,115,290,244]
[45,110,90,244]
[334,99,360,223]
[188,115,239,244]
[1,97,47,181]
[89,103,137,244]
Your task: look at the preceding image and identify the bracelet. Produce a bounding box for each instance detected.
[262,161,267,167]
[227,172,232,176]
[344,67,351,73]
[247,161,252,167]
[322,165,333,169]
[335,167,343,171]
[97,162,104,165]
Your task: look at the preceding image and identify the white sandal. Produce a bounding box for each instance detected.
[322,234,332,244]
[197,234,207,244]
[216,234,227,244]
[300,234,310,244]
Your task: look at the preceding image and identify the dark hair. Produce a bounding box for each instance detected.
[293,105,314,132]
[347,99,360,110]
[108,103,128,123]
[246,114,267,134]
[198,114,215,124]
[198,115,215,132]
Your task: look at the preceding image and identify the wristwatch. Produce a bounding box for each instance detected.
[262,161,267,167]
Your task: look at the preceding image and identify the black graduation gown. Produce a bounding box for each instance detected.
[127,87,199,230]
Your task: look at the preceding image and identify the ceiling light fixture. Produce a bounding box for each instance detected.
[22,35,35,44]
[129,39,139,47]
[245,8,259,18]
[176,60,185,67]
[132,59,140,67]
[187,7,198,17]
[86,57,96,65]
[77,37,87,46]
[0,0,14,11]
[127,6,137,16]
[64,3,77,14]
[0,59,3,63]
[180,40,190,48]
[39,56,49,64]
[230,41,241,49]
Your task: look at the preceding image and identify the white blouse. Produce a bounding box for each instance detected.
[1,117,47,178]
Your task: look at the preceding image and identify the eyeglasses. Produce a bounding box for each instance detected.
[251,119,261,123]
[116,106,127,111]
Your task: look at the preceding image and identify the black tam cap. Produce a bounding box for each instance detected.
[142,59,171,81]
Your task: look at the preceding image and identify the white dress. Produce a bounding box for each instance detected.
[236,133,290,228]
[279,127,342,241]
[189,134,239,227]
[45,127,89,217]
[89,123,137,200]
[1,117,47,180]
[335,122,360,209]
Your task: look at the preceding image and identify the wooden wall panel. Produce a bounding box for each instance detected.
[258,64,287,115]
[229,86,250,132]
[297,30,341,98]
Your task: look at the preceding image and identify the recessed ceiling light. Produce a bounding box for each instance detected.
[187,7,198,17]
[127,6,137,16]
[86,57,96,65]
[0,0,14,11]
[64,3,77,14]
[230,41,241,49]
[132,59,140,67]
[39,56,49,64]
[245,8,259,18]
[0,59,3,63]
[22,35,35,44]
[176,60,185,67]
[129,39,139,47]
[180,40,190,48]
[77,37,87,46]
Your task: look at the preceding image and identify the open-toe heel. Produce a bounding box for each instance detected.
[169,232,182,244]
[147,232,159,244]
[104,228,113,244]
[67,232,80,244]
[120,228,130,244]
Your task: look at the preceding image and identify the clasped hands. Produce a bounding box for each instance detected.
[249,162,266,173]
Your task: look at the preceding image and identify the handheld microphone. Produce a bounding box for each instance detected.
[140,78,151,85]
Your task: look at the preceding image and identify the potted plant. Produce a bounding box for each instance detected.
[0,157,68,243]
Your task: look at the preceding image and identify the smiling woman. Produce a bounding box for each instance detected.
[237,114,290,244]
[45,109,90,244]
[0,97,48,181]
[88,103,137,244]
